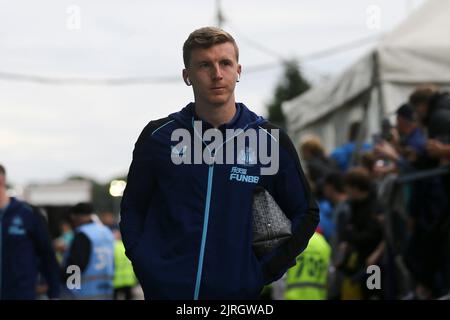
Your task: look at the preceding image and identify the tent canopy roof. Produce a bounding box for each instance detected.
[283,0,450,132]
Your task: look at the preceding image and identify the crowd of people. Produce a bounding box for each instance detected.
[276,85,450,300]
[1,85,449,300]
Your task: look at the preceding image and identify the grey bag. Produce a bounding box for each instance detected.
[252,187,292,258]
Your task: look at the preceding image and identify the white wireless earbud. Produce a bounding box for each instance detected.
[186,77,191,86]
[236,74,240,82]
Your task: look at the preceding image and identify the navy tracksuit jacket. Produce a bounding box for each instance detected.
[0,197,60,299]
[120,102,319,299]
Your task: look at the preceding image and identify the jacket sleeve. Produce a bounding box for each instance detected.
[62,232,91,281]
[259,125,320,284]
[120,122,156,260]
[30,208,61,299]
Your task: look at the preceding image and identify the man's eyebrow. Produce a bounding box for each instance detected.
[196,60,210,65]
[193,58,234,66]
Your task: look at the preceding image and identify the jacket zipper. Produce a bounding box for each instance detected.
[190,117,251,299]
[193,164,214,300]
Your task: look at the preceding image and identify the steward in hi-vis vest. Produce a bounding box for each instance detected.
[285,232,331,300]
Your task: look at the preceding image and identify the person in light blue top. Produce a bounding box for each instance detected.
[330,122,372,172]
[62,203,115,300]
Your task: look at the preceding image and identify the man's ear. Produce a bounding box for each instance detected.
[182,69,191,86]
[237,64,242,82]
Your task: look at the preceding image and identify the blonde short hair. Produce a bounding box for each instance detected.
[299,135,325,157]
[183,27,239,68]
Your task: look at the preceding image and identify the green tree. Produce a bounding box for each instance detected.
[267,60,311,129]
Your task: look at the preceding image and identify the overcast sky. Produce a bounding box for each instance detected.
[0,0,425,185]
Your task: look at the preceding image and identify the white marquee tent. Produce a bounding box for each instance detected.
[283,0,450,152]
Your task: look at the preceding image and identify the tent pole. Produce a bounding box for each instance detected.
[349,53,379,167]
[373,51,387,122]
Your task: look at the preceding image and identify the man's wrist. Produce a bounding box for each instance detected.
[441,144,450,157]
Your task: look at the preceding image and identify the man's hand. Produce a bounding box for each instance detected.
[426,139,450,158]
[389,127,400,146]
[374,141,400,161]
[373,161,397,178]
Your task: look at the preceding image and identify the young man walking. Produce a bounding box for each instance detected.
[120,27,319,300]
